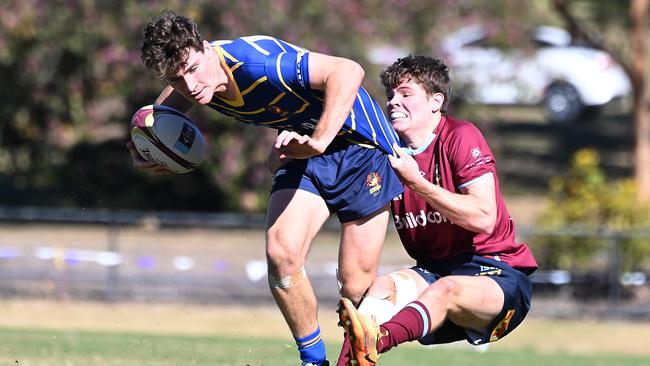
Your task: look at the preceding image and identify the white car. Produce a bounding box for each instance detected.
[440,25,631,123]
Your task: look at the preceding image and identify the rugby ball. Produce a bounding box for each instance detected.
[130,104,207,174]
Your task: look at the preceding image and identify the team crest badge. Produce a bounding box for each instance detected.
[489,309,515,342]
[366,172,382,196]
[471,147,481,159]
[264,104,288,116]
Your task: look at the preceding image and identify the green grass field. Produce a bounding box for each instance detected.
[2,327,649,366]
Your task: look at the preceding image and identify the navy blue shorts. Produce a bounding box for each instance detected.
[412,254,532,345]
[271,142,403,223]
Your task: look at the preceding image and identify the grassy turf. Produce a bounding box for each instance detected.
[1,327,648,366]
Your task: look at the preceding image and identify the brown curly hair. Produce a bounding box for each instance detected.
[141,10,205,79]
[380,55,452,114]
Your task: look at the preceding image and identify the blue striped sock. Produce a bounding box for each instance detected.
[295,326,326,364]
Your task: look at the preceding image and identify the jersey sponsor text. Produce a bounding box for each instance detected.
[394,209,450,230]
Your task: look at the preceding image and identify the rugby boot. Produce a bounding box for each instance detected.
[338,298,380,366]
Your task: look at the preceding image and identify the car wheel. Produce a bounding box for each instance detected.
[543,82,585,123]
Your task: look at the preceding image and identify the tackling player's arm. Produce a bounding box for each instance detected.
[275,52,364,159]
[388,143,497,234]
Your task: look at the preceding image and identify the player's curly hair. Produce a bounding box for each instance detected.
[141,10,205,79]
[380,55,452,114]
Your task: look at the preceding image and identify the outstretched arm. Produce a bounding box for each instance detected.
[155,85,195,112]
[308,52,364,149]
[275,52,364,159]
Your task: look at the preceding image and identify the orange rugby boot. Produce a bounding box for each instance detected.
[338,298,381,366]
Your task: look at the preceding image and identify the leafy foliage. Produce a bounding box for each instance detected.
[534,148,650,270]
[0,0,550,212]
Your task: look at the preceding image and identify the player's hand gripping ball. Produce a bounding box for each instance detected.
[130,105,207,174]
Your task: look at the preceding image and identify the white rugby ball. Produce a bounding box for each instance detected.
[130,104,207,174]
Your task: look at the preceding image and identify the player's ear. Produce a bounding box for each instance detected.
[202,40,211,53]
[430,92,445,113]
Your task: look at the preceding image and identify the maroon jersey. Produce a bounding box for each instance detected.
[391,116,538,272]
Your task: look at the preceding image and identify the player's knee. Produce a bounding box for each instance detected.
[423,277,460,308]
[265,249,304,276]
[339,271,378,304]
[338,267,376,300]
[265,234,305,275]
[339,280,369,304]
[436,277,460,296]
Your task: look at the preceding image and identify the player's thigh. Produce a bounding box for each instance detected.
[266,188,330,260]
[425,275,504,330]
[337,205,390,280]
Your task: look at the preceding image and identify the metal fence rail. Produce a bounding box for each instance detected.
[0,206,648,319]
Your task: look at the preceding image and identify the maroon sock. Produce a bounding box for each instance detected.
[336,333,351,366]
[377,301,431,353]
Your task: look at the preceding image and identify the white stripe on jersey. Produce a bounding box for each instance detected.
[458,172,493,189]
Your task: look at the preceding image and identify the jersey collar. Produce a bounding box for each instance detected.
[401,132,436,156]
[211,44,244,107]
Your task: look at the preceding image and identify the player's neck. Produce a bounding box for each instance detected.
[216,78,237,101]
[402,115,441,149]
[213,49,238,101]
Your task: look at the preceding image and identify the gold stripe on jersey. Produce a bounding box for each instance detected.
[220,48,239,63]
[366,91,398,156]
[209,104,264,115]
[242,35,307,54]
[213,93,289,122]
[267,92,286,105]
[349,109,357,131]
[241,76,268,96]
[275,53,310,113]
[211,92,282,116]
[213,46,244,107]
[270,38,288,53]
[284,42,307,53]
[242,37,270,56]
[343,137,376,149]
[242,116,289,125]
[230,61,243,73]
[356,93,379,146]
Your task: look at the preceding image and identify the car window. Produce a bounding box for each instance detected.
[532,39,556,48]
[464,38,490,47]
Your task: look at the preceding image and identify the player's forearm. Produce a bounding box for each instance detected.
[155,86,195,113]
[311,59,364,146]
[410,178,496,234]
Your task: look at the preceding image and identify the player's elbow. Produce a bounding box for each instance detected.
[474,211,497,235]
[342,59,365,83]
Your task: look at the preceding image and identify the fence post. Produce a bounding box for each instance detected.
[607,233,622,319]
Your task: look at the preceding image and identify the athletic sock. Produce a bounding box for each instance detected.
[377,301,431,353]
[335,333,351,366]
[295,326,327,364]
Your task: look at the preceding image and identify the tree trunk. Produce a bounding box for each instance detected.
[630,0,650,201]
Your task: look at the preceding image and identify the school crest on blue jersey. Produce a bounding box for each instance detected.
[366,172,383,196]
[264,104,288,116]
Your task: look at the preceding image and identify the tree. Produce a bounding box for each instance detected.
[552,0,650,202]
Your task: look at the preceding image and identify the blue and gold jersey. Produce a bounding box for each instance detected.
[207,36,400,155]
